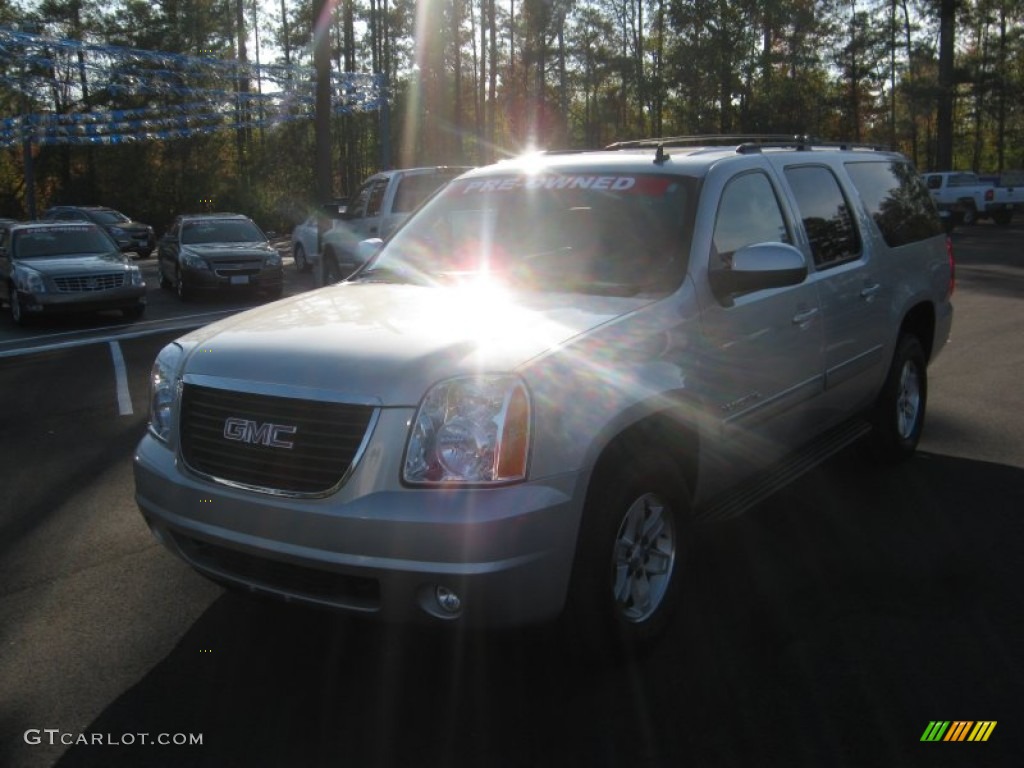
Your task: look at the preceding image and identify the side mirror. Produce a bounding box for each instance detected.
[356,238,384,265]
[708,242,807,298]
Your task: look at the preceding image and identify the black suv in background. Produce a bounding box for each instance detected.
[42,205,156,258]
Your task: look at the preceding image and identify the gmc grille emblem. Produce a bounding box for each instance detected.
[223,417,297,449]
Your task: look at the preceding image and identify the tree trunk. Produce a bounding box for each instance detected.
[935,0,957,171]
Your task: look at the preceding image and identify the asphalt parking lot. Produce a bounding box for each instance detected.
[0,221,1021,767]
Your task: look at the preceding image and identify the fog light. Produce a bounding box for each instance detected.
[435,585,462,614]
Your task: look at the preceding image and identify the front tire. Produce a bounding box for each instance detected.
[122,304,146,321]
[293,244,310,273]
[566,449,691,661]
[869,334,928,462]
[322,252,344,285]
[8,286,28,326]
[175,267,191,302]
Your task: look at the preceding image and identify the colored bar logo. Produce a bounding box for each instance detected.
[921,721,997,742]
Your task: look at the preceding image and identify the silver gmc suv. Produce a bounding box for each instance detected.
[134,137,954,656]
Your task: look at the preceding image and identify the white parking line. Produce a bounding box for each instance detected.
[109,341,133,416]
[0,310,237,359]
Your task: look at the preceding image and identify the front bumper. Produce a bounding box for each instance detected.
[182,264,284,294]
[17,286,146,315]
[133,410,582,626]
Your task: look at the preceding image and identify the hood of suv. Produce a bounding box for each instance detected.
[179,281,653,405]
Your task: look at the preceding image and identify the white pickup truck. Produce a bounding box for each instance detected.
[923,170,1020,225]
[319,166,471,284]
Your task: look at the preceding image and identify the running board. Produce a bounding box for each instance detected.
[696,419,872,523]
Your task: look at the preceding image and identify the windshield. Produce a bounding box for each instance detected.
[93,209,131,225]
[182,219,265,244]
[363,173,695,296]
[13,226,116,257]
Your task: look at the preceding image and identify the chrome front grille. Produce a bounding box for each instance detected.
[212,259,263,278]
[179,383,376,496]
[53,272,125,292]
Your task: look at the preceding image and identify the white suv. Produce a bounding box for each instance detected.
[135,138,954,657]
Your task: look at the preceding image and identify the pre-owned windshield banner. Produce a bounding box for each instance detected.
[453,175,676,196]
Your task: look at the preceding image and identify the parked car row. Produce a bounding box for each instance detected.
[0,206,286,325]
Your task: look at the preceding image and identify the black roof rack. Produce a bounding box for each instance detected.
[605,134,890,154]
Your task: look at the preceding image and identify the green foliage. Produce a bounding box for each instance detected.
[1,0,1022,224]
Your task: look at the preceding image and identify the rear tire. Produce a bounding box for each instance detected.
[992,211,1012,226]
[566,448,691,662]
[961,205,977,225]
[869,334,927,462]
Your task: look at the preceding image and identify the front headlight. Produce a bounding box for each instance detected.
[13,266,46,294]
[265,249,282,267]
[128,266,145,287]
[149,343,184,443]
[180,250,209,270]
[404,375,531,485]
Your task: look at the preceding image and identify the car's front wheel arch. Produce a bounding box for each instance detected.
[564,416,698,661]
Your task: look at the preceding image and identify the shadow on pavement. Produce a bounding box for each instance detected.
[47,451,1024,768]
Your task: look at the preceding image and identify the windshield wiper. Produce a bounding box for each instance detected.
[350,266,419,285]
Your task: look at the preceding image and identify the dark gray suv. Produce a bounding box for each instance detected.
[42,205,156,258]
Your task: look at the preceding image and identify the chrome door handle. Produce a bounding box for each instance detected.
[860,283,881,301]
[792,307,819,325]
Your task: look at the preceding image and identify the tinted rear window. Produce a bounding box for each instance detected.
[392,172,461,213]
[845,161,943,248]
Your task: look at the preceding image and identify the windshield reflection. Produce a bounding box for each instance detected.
[358,173,696,297]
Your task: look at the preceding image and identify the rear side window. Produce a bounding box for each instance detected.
[347,182,375,219]
[365,180,388,218]
[845,161,943,248]
[392,173,458,213]
[784,165,860,269]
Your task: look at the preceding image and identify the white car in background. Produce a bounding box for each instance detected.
[289,200,347,273]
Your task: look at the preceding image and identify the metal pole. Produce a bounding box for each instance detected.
[22,115,37,220]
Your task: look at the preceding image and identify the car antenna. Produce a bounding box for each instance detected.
[654,144,670,165]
